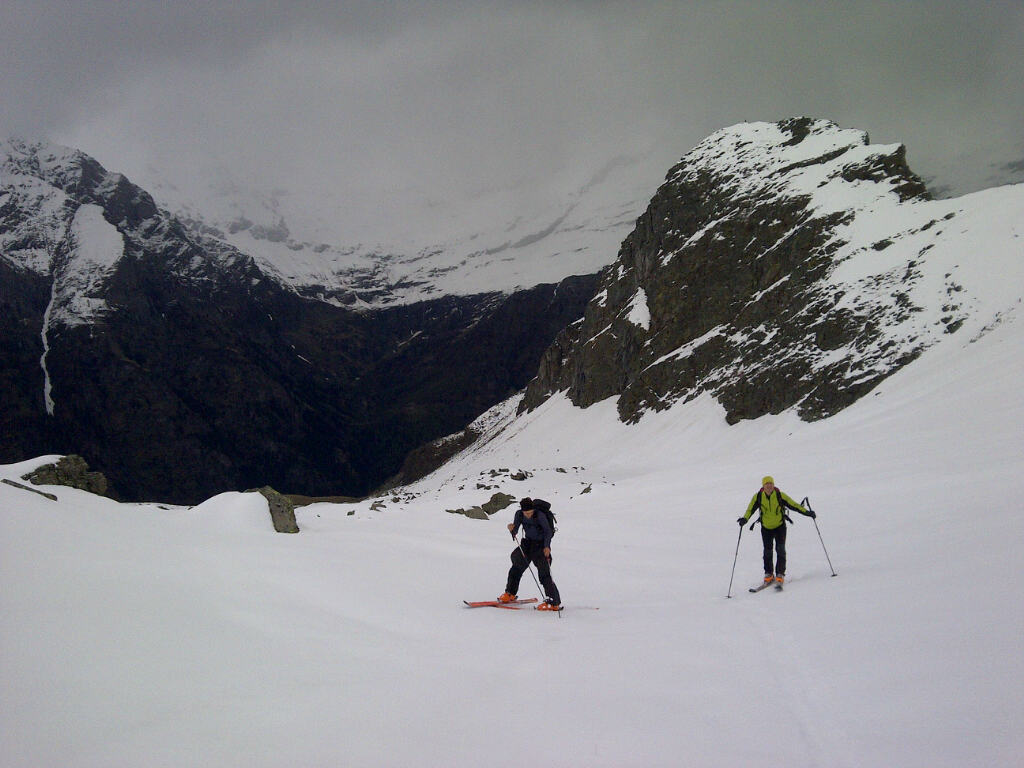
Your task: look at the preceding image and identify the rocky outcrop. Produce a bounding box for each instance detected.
[253,486,300,533]
[481,492,517,515]
[447,491,517,520]
[24,455,109,496]
[522,118,954,424]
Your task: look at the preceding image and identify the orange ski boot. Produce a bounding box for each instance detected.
[536,600,562,612]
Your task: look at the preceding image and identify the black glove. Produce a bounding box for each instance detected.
[737,517,746,526]
[808,510,817,519]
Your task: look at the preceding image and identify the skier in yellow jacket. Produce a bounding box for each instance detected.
[737,476,815,586]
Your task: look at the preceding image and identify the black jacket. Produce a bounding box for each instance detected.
[511,509,553,548]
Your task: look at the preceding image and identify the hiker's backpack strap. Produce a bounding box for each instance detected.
[776,488,794,524]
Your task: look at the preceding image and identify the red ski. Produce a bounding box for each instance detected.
[463,598,538,609]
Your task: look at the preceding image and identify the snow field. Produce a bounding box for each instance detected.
[3,307,1023,767]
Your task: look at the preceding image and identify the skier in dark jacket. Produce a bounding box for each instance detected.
[737,476,815,586]
[498,497,562,610]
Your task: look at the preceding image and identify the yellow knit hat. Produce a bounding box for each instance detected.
[762,476,774,486]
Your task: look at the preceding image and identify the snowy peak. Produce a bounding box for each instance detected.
[675,117,927,207]
[2,139,125,328]
[1,138,159,229]
[1,138,264,327]
[522,117,1023,424]
[2,137,90,189]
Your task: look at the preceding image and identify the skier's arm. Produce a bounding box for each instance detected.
[780,491,814,517]
[739,493,760,522]
[508,510,523,536]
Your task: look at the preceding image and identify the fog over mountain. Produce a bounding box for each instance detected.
[2,1,1022,255]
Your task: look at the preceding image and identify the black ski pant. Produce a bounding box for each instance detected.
[506,539,560,604]
[761,524,787,576]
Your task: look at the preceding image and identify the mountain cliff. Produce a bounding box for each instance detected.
[521,117,1022,424]
[0,139,596,502]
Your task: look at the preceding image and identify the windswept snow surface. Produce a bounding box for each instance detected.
[3,308,1024,765]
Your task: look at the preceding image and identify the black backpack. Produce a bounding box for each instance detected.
[532,498,557,538]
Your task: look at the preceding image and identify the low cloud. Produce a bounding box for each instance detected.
[3,1,1022,240]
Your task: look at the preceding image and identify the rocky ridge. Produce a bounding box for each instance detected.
[521,117,1006,424]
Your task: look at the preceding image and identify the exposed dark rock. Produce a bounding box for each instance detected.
[461,506,489,520]
[2,478,58,501]
[447,492,515,520]
[381,429,479,492]
[481,492,517,515]
[360,276,599,482]
[0,261,55,463]
[522,118,940,425]
[253,486,300,533]
[23,455,109,496]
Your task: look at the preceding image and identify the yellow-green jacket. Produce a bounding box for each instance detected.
[741,488,809,530]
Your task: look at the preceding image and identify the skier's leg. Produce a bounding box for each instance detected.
[761,526,774,575]
[776,525,787,576]
[532,551,561,604]
[506,547,527,595]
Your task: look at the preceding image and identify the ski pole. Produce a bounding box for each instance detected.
[803,497,837,577]
[726,525,743,598]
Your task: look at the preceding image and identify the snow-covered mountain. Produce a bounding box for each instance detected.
[3,118,1020,504]
[1,135,640,311]
[0,138,597,502]
[522,118,1024,423]
[2,233,1021,766]
[137,152,656,307]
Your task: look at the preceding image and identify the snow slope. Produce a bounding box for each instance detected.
[3,263,1023,766]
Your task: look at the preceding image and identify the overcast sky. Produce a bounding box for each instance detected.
[2,0,1022,237]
